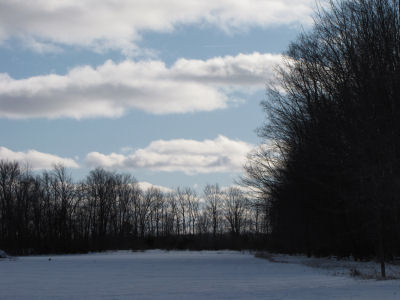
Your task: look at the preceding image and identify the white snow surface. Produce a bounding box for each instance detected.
[262,253,400,279]
[0,250,399,299]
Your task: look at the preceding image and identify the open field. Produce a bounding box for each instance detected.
[1,250,400,299]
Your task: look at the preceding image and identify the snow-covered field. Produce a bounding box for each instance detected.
[1,250,400,299]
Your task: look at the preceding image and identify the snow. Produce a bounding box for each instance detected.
[0,250,7,258]
[0,250,399,299]
[260,253,400,279]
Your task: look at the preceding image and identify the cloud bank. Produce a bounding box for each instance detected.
[138,182,173,193]
[85,135,253,174]
[0,52,282,119]
[0,146,79,170]
[0,0,314,54]
[0,135,254,174]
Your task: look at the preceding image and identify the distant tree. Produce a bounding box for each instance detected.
[0,160,267,253]
[115,173,139,238]
[0,161,20,249]
[203,184,223,237]
[51,164,75,246]
[223,187,247,236]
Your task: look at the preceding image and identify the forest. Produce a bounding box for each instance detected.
[243,0,400,277]
[0,161,268,255]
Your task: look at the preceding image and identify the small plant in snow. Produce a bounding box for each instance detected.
[350,268,361,278]
[0,249,8,259]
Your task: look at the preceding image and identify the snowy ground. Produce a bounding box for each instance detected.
[257,252,400,279]
[1,250,400,299]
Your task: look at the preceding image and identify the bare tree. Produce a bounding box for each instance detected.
[176,187,189,235]
[203,184,223,237]
[223,187,247,236]
[244,0,400,278]
[0,160,274,253]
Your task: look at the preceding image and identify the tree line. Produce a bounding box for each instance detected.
[243,0,400,277]
[0,161,268,254]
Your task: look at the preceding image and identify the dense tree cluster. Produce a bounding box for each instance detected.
[0,161,267,255]
[244,0,400,276]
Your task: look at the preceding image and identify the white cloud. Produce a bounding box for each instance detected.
[172,52,281,86]
[85,135,253,174]
[21,36,64,54]
[0,146,79,170]
[138,181,173,193]
[0,52,282,119]
[0,0,314,54]
[221,184,256,195]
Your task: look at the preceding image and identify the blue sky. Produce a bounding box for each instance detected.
[0,0,314,191]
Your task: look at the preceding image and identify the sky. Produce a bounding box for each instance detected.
[0,0,315,192]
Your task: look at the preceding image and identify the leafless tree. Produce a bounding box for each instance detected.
[203,184,223,237]
[224,187,247,236]
[244,0,400,278]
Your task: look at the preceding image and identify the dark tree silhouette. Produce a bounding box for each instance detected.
[243,0,400,278]
[0,161,265,254]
